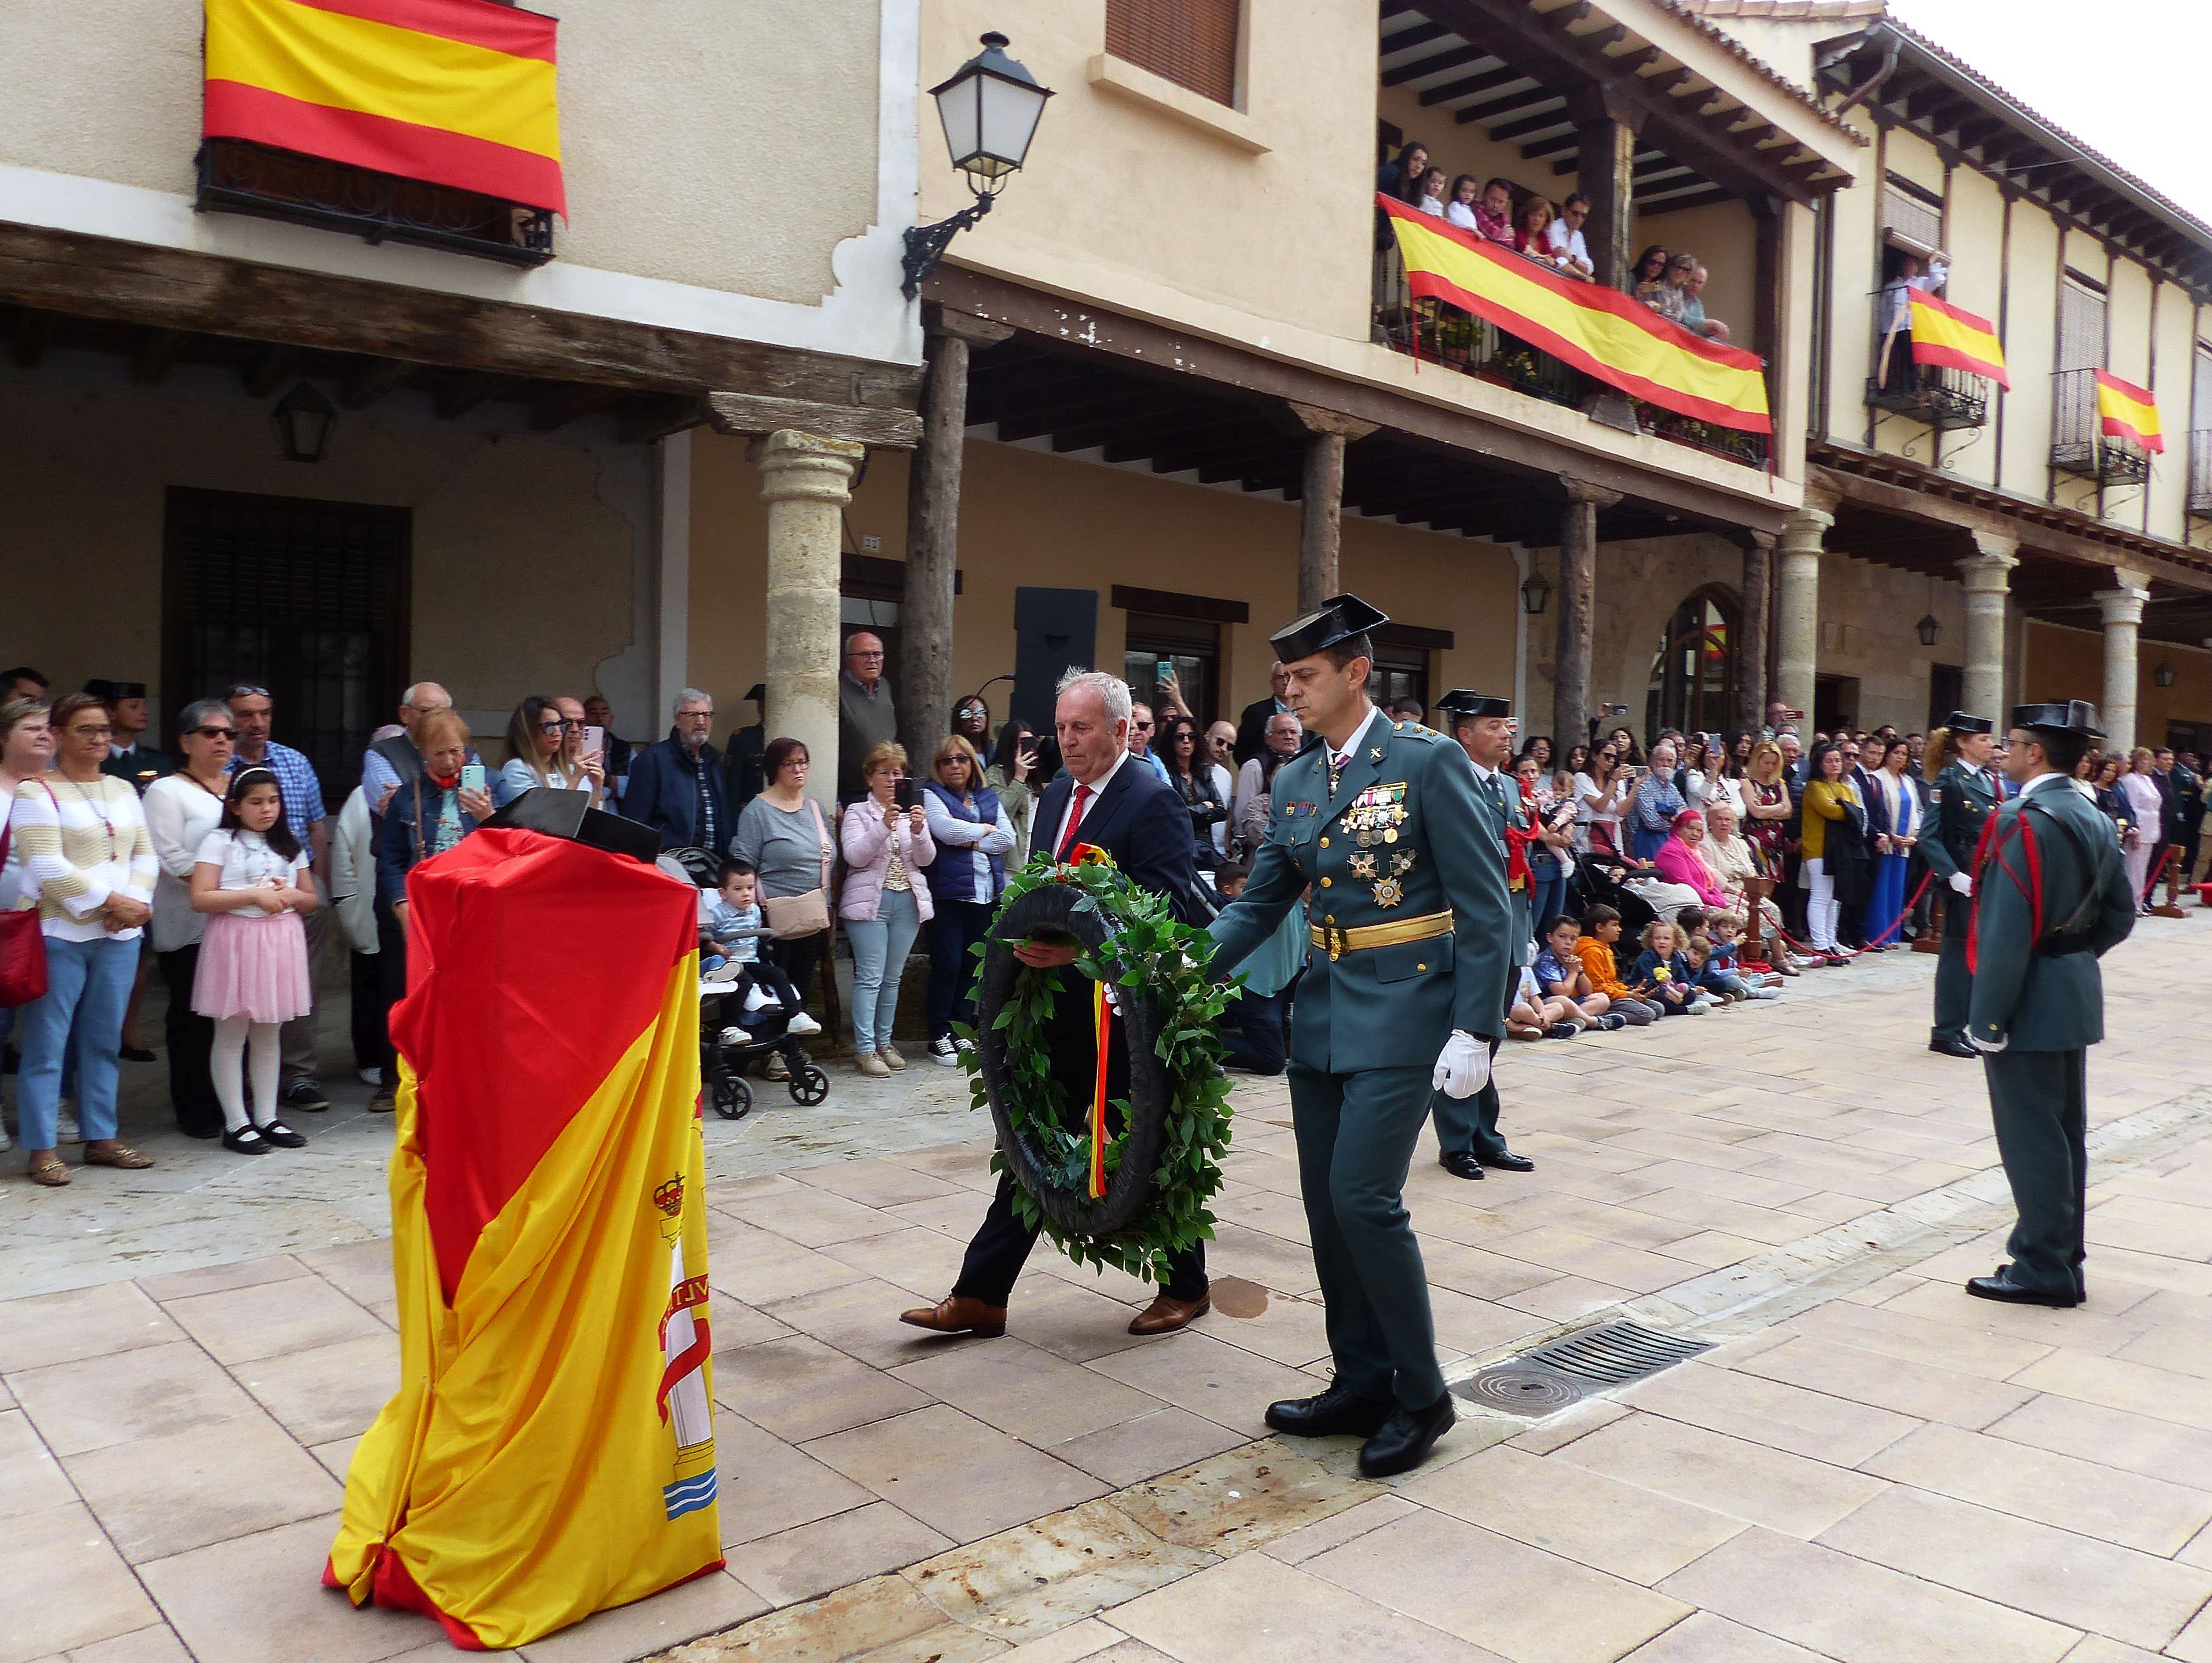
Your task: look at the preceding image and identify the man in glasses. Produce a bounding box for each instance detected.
[226,684,332,1114]
[1127,702,1171,784]
[1547,192,1594,282]
[362,682,456,817]
[837,632,896,806]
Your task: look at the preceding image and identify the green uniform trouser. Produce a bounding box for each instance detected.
[1290,1063,1448,1411]
[1932,895,1973,1044]
[1984,1048,2088,1298]
[1432,884,1525,1161]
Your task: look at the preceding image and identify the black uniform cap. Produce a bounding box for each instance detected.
[2009,699,2105,740]
[1940,711,1993,735]
[1435,689,1512,720]
[1270,593,1389,662]
[743,684,766,704]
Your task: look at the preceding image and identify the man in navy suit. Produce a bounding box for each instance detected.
[901,669,1212,1340]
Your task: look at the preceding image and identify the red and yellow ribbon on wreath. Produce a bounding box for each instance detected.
[1060,842,1117,1200]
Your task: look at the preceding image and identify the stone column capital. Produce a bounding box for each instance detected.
[2110,566,2153,594]
[1560,476,1623,509]
[1289,401,1378,440]
[1964,528,2020,566]
[1732,527,1778,553]
[2097,585,2149,627]
[1777,507,1831,557]
[758,429,863,504]
[1957,548,2018,593]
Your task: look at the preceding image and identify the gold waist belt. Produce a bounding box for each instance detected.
[1309,911,1454,961]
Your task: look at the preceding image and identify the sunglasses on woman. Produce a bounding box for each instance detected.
[191,725,238,740]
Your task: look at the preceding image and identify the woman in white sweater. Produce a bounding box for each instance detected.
[141,699,239,1139]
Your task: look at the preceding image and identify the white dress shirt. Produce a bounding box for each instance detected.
[1047,747,1135,860]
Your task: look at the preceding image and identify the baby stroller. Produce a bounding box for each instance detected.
[659,848,830,1121]
[1571,848,1659,938]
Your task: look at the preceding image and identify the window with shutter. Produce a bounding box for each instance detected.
[2056,273,2105,373]
[1105,0,1240,107]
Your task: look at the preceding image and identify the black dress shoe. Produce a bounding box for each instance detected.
[1437,1151,1487,1181]
[1267,1382,1394,1438]
[1928,1035,1978,1059]
[1479,1150,1535,1173]
[1358,1390,1457,1478]
[258,1119,307,1150]
[1965,1269,2079,1308]
[222,1126,272,1155]
[120,1045,157,1063]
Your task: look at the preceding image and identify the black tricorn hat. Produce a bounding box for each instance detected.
[2009,699,2105,740]
[1270,593,1389,663]
[1940,710,1994,735]
[1435,689,1512,720]
[743,683,766,704]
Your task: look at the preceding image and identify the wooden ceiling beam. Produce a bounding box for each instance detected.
[1416,62,1525,105]
[1488,104,1573,142]
[1456,83,1564,126]
[8,307,50,368]
[241,343,295,398]
[1386,43,1494,89]
[131,326,188,384]
[336,357,412,410]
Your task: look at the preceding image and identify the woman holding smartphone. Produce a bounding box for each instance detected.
[494,695,604,807]
[839,743,935,1076]
[985,721,1040,867]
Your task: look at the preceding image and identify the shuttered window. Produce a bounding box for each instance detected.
[1106,0,1239,107]
[2057,273,2105,373]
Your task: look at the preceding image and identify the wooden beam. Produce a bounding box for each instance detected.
[1488,105,1574,143]
[241,344,295,398]
[617,395,709,445]
[0,222,923,410]
[527,383,626,432]
[1380,20,1449,54]
[703,391,920,449]
[1457,85,1564,126]
[1417,63,1525,106]
[432,371,519,419]
[131,327,188,384]
[8,308,50,367]
[1637,185,1733,216]
[336,357,411,409]
[1385,44,1493,89]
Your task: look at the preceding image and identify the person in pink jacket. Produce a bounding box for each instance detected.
[839,742,936,1076]
[1653,807,1731,912]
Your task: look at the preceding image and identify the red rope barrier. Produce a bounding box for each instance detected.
[1765,868,1936,961]
[2141,841,2180,904]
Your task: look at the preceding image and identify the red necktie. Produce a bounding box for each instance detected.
[1056,783,1093,861]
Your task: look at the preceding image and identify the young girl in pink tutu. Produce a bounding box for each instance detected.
[190,766,318,1155]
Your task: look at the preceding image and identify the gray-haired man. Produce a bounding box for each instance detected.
[622,689,727,851]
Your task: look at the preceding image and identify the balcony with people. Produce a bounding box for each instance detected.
[1366,1,1861,478]
[1863,229,1995,435]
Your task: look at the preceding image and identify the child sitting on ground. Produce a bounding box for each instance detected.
[1706,912,1784,994]
[1534,914,1628,1030]
[1571,905,1663,1025]
[703,859,819,1045]
[1507,963,1587,1040]
[1629,917,1712,1015]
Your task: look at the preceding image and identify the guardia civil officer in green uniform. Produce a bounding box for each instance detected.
[1432,691,1537,1180]
[1918,711,2004,1058]
[1208,596,1513,1478]
[1965,700,2135,1308]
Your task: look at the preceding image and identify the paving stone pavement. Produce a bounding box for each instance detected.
[5,916,2212,1663]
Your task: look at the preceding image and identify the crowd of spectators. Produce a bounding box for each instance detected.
[7,640,2203,1180]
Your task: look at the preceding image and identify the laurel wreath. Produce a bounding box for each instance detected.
[953,851,1236,1286]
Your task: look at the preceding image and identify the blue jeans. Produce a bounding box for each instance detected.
[928,899,996,1042]
[1528,857,1568,941]
[847,887,922,1054]
[19,934,140,1150]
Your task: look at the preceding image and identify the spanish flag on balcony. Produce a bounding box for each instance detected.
[2094,370,2165,454]
[325,828,717,1650]
[204,0,564,215]
[1380,195,1770,435]
[1907,292,2011,391]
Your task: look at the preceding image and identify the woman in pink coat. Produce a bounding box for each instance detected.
[839,743,936,1075]
[1653,807,1730,912]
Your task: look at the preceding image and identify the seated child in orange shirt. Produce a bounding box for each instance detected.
[1572,904,1663,1025]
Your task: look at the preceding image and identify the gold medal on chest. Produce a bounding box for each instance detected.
[1373,878,1404,908]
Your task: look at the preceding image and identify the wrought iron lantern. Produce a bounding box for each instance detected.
[1916,614,1941,647]
[1520,570,1553,616]
[904,34,1053,299]
[272,380,336,464]
[2155,660,2178,689]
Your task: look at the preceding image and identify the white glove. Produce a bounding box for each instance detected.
[1948,872,1974,897]
[1968,1031,2006,1054]
[1432,1030,1491,1100]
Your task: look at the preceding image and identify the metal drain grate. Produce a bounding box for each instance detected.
[1452,1319,1712,1418]
[1524,1319,1711,1386]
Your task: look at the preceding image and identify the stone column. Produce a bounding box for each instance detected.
[2097,571,2151,754]
[1958,531,2019,725]
[1773,506,1831,728]
[1734,528,1774,736]
[1553,478,1620,749]
[1289,403,1378,614]
[760,429,863,813]
[901,309,1012,757]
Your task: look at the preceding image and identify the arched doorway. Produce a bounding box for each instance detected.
[1645,587,1738,741]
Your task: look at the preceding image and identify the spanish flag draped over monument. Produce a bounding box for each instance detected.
[325,828,717,1650]
[1379,194,1771,434]
[203,0,565,214]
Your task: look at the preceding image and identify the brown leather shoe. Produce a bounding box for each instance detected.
[1128,1291,1210,1335]
[899,1294,1007,1337]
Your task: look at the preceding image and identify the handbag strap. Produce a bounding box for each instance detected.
[809,796,831,890]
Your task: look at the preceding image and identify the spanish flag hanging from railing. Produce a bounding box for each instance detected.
[204,0,564,215]
[1379,194,1770,435]
[1908,292,2011,390]
[2095,370,2165,454]
[325,828,716,1650]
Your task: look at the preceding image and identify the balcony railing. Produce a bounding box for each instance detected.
[2050,366,2151,486]
[1371,241,1770,470]
[2189,431,2212,520]
[197,138,555,267]
[1865,291,1990,431]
